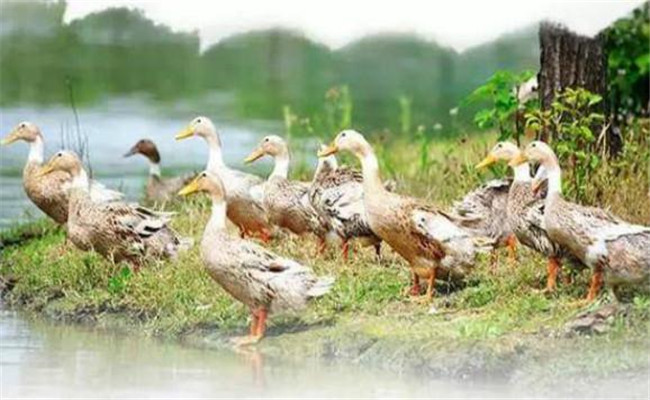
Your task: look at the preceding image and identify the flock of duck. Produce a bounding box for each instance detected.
[3,117,649,345]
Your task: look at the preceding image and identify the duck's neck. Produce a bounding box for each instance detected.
[512,162,531,182]
[359,148,385,195]
[205,197,227,235]
[545,165,563,198]
[271,152,290,179]
[205,133,226,171]
[28,136,44,164]
[540,153,563,205]
[149,161,161,177]
[70,168,90,191]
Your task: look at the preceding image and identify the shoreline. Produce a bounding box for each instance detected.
[2,212,649,393]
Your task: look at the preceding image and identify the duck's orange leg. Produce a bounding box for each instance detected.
[254,307,268,339]
[425,268,437,301]
[506,234,517,265]
[586,265,604,302]
[409,272,421,296]
[341,239,350,261]
[249,311,259,336]
[232,307,266,346]
[259,229,271,244]
[545,257,560,292]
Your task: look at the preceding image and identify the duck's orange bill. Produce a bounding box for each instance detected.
[508,153,528,167]
[317,143,338,157]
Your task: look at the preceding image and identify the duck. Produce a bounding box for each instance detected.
[175,117,273,241]
[476,141,577,291]
[177,171,334,345]
[512,141,650,301]
[244,135,329,250]
[319,130,489,301]
[124,138,195,203]
[38,150,189,266]
[1,121,123,224]
[309,145,383,259]
[449,178,517,264]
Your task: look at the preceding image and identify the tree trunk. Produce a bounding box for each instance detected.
[538,22,622,155]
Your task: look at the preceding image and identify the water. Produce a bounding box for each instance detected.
[0,309,509,399]
[0,98,280,228]
[2,308,648,399]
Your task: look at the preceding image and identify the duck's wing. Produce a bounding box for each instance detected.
[451,179,511,223]
[567,202,650,242]
[235,240,334,309]
[410,204,495,265]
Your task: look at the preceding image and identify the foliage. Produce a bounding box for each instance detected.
[284,85,353,140]
[604,2,650,118]
[107,266,132,295]
[461,70,537,142]
[525,87,606,202]
[0,1,540,131]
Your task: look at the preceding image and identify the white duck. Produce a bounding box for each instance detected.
[175,116,273,241]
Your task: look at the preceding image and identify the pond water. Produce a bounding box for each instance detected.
[0,308,515,399]
[0,98,284,229]
[2,307,648,399]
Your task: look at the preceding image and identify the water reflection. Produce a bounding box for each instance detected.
[2,308,649,398]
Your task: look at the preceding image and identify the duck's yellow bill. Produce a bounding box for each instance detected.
[475,154,496,169]
[508,153,528,167]
[1,132,18,145]
[178,178,201,196]
[244,148,265,164]
[317,143,338,157]
[37,165,55,177]
[175,126,194,141]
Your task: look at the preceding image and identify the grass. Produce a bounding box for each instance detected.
[1,131,649,379]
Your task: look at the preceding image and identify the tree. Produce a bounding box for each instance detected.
[537,22,622,155]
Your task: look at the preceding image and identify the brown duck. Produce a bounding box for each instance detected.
[39,150,190,266]
[1,121,122,224]
[124,139,195,203]
[320,130,492,301]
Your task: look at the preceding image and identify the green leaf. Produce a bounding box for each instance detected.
[587,94,603,107]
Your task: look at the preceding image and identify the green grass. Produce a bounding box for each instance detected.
[1,133,649,379]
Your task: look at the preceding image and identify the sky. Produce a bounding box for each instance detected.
[63,0,645,52]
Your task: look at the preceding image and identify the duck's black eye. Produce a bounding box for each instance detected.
[531,143,537,148]
[57,153,62,157]
[197,118,202,124]
[264,137,269,142]
[200,172,207,177]
[497,143,502,148]
[20,123,25,128]
[341,132,347,138]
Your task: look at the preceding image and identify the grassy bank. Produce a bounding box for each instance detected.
[1,134,649,381]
